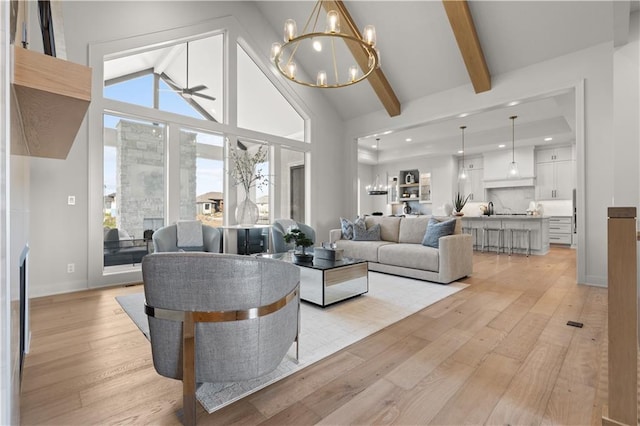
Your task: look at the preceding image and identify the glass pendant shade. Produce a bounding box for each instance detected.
[326,10,340,33]
[458,126,467,181]
[284,19,297,41]
[270,42,281,61]
[507,116,519,179]
[363,25,376,46]
[317,70,327,86]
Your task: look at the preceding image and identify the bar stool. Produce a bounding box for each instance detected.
[462,226,479,250]
[509,228,531,256]
[482,225,505,254]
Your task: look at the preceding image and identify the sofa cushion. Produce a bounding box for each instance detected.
[398,216,431,244]
[335,239,392,263]
[354,223,381,241]
[422,217,457,248]
[340,217,355,240]
[378,243,439,273]
[364,216,401,242]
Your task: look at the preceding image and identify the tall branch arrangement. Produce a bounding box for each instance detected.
[229,145,269,194]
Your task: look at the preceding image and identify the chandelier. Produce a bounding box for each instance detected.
[270,0,380,88]
[366,138,388,195]
[507,115,520,178]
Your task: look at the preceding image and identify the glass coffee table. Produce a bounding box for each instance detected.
[264,252,368,307]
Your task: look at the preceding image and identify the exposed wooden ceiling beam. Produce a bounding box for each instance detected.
[442,0,491,93]
[322,0,401,117]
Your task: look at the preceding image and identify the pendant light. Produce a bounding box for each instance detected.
[458,125,467,181]
[507,115,519,178]
[366,138,388,195]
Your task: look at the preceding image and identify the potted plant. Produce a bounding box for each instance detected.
[283,228,314,262]
[453,192,471,216]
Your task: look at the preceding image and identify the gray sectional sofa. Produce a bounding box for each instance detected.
[329,216,473,284]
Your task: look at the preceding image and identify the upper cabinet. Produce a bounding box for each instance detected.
[536,146,573,163]
[535,145,575,200]
[483,146,535,181]
[419,172,431,203]
[458,156,484,201]
[12,47,92,159]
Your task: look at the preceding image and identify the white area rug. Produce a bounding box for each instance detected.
[116,271,467,413]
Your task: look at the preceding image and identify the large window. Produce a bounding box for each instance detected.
[92,22,310,282]
[103,115,165,268]
[180,129,224,226]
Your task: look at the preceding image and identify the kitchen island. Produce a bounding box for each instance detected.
[461,216,550,255]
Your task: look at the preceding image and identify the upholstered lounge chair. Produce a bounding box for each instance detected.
[142,252,300,426]
[152,222,222,253]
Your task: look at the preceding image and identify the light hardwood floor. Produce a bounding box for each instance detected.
[21,247,613,425]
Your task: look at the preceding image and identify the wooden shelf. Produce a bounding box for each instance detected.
[12,46,92,159]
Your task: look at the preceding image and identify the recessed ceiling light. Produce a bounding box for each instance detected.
[312,40,322,52]
[544,137,553,141]
[498,144,506,148]
[382,130,393,135]
[458,113,469,118]
[371,144,377,148]
[405,138,412,142]
[508,101,520,106]
[457,150,464,154]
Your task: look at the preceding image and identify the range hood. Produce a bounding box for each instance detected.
[483,177,536,189]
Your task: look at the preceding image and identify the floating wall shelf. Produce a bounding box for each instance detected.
[12,46,92,159]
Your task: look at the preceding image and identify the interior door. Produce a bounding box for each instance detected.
[290,165,305,222]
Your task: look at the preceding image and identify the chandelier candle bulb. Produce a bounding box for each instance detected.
[284,19,297,41]
[287,62,296,79]
[270,42,281,61]
[317,71,327,86]
[326,10,340,33]
[349,66,358,82]
[363,25,376,46]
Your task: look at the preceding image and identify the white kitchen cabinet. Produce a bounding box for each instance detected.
[536,160,574,200]
[458,158,484,201]
[548,216,573,245]
[419,172,432,203]
[387,176,399,204]
[536,146,573,163]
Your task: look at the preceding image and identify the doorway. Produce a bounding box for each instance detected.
[290,165,305,222]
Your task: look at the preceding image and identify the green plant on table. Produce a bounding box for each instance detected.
[453,192,471,212]
[283,228,313,255]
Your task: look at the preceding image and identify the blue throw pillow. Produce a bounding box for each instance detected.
[422,218,457,248]
[340,217,355,240]
[354,222,381,241]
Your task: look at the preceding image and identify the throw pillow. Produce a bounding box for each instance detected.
[340,217,355,240]
[422,217,457,248]
[354,223,381,241]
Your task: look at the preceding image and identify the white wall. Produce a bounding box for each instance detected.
[26,1,347,296]
[346,42,615,286]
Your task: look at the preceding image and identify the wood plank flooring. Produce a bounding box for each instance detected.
[20,247,615,425]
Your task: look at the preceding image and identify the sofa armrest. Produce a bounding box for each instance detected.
[438,233,473,283]
[329,229,342,243]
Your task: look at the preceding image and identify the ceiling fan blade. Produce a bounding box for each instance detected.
[187,84,207,92]
[192,92,216,101]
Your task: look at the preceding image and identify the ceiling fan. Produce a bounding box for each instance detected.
[162,42,216,102]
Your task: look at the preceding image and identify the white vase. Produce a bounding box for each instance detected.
[235,197,259,225]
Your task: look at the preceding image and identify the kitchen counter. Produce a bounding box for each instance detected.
[461,216,549,255]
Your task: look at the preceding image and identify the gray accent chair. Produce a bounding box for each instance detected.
[271,220,316,253]
[142,252,300,426]
[152,223,222,253]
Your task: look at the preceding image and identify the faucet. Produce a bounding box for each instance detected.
[488,202,494,216]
